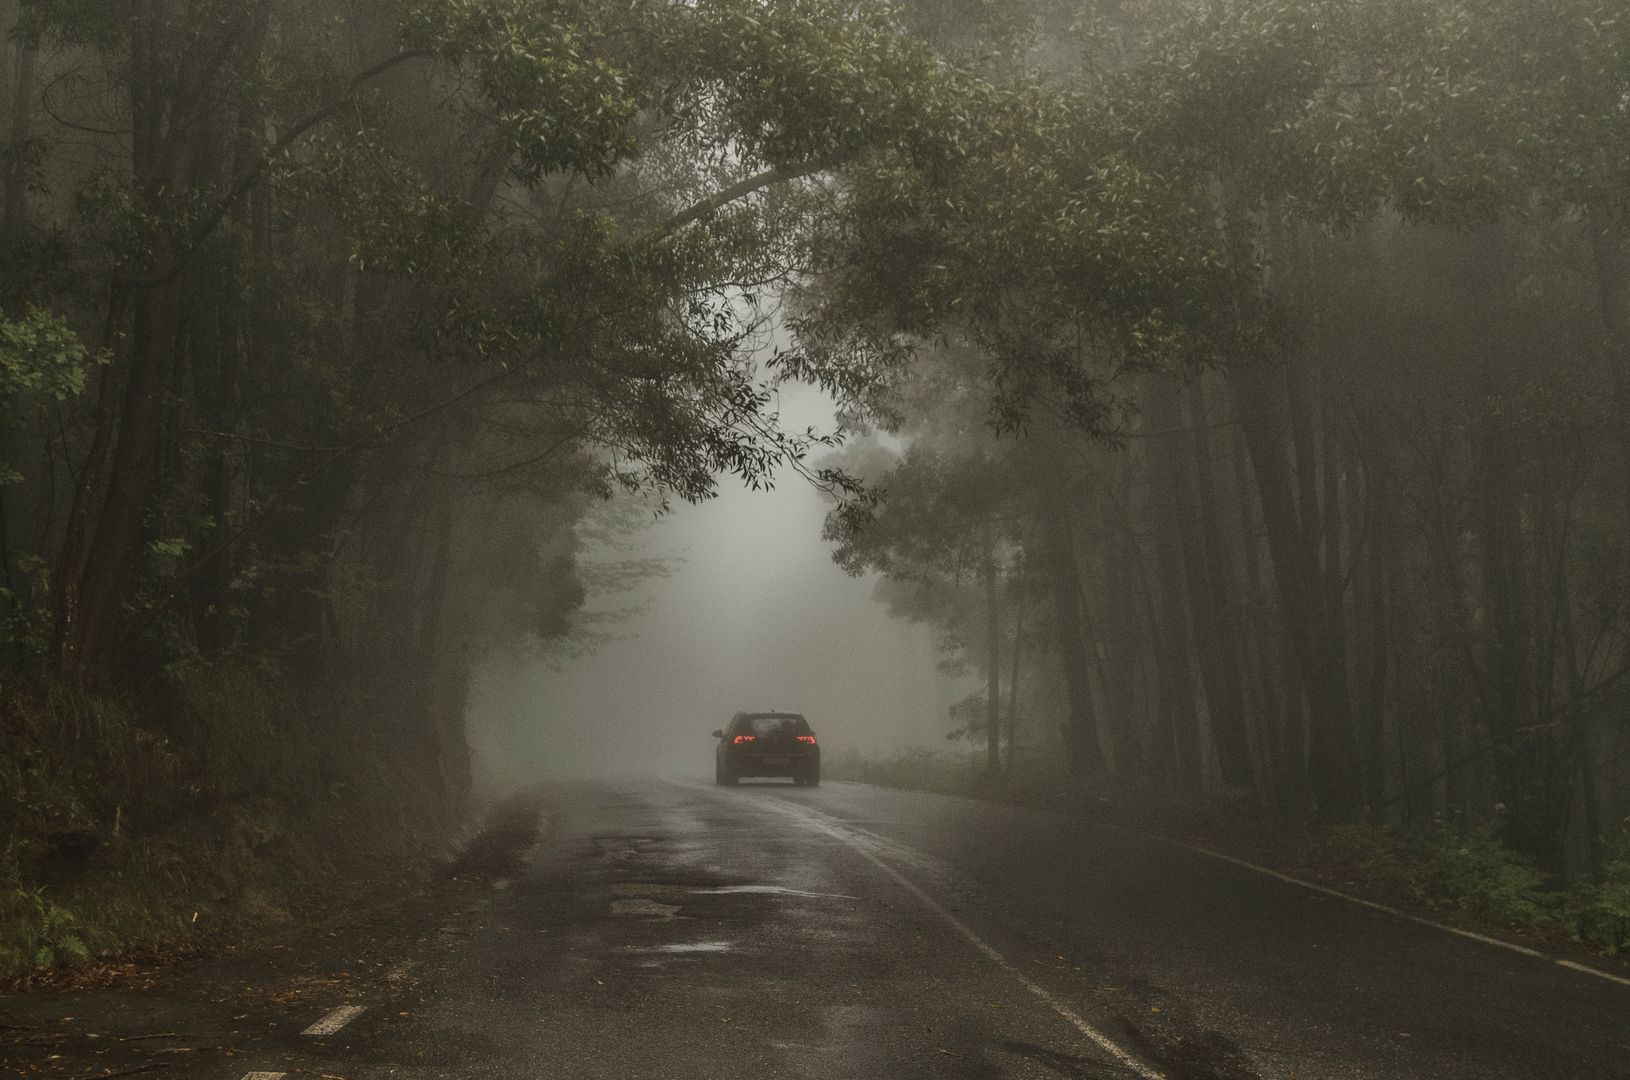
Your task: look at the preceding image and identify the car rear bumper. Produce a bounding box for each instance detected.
[723,750,819,777]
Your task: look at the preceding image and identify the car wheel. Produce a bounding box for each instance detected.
[805,766,820,787]
[715,759,736,786]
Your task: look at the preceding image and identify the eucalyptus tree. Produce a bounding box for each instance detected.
[795,0,1630,834]
[823,348,1037,776]
[0,0,980,690]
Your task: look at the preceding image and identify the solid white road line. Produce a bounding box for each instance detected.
[1160,839,1630,989]
[1555,959,1630,989]
[301,1004,366,1036]
[1165,842,1546,958]
[713,786,1165,1080]
[752,782,1630,994]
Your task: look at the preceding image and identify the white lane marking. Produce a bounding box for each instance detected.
[913,814,1630,993]
[733,790,1164,1080]
[771,784,1630,994]
[1160,840,1630,987]
[1159,842,1545,959]
[301,1004,365,1036]
[1556,959,1630,989]
[240,1073,287,1079]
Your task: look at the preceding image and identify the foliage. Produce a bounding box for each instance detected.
[0,307,98,404]
[1573,858,1630,955]
[0,668,456,978]
[0,882,89,970]
[1402,826,1556,927]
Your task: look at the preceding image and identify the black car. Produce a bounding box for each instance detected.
[712,711,820,786]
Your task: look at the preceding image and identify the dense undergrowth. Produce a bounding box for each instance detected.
[0,666,463,981]
[826,748,1630,958]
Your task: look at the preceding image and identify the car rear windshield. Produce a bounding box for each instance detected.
[740,715,810,737]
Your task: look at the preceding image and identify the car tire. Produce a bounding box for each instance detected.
[716,759,736,786]
[798,765,819,788]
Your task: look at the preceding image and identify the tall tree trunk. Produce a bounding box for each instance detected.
[982,528,1001,778]
[1357,454,1390,816]
[1044,498,1107,775]
[1586,213,1630,558]
[1141,396,1206,788]
[415,488,456,668]
[1005,551,1026,775]
[1071,493,1136,777]
[1185,383,1257,791]
[67,2,201,671]
[1475,426,1553,869]
[1,14,35,247]
[1228,417,1289,802]
[71,274,187,670]
[1157,380,1255,788]
[1229,363,1364,820]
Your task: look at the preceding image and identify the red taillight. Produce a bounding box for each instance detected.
[732,735,755,744]
[797,735,817,744]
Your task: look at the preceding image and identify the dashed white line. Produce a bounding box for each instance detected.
[239,1072,287,1079]
[723,787,1165,1080]
[301,1004,366,1036]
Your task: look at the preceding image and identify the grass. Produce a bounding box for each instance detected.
[0,664,462,983]
[826,747,1630,958]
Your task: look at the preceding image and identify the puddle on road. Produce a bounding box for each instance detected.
[695,885,859,900]
[625,941,734,954]
[611,881,858,901]
[609,898,681,918]
[593,837,658,862]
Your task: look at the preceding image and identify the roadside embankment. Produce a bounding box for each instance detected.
[0,664,475,985]
[825,747,1630,964]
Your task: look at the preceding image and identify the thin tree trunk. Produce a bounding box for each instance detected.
[1358,454,1390,816]
[1005,550,1026,775]
[1,18,35,246]
[1045,499,1107,775]
[1586,212,1630,557]
[1139,425,1206,788]
[983,528,1001,778]
[1229,363,1364,819]
[1175,381,1255,788]
[1229,416,1287,801]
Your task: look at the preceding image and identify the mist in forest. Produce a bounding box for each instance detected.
[463,380,963,793]
[9,0,1630,989]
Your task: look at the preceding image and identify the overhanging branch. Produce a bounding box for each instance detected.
[645,160,832,244]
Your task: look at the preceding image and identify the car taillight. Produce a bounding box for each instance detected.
[732,735,755,744]
[797,735,817,744]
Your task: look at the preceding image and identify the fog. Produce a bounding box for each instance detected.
[465,380,963,792]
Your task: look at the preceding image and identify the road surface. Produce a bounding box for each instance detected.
[4,777,1627,1078]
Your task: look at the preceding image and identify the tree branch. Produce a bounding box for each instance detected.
[185,48,435,253]
[643,160,831,244]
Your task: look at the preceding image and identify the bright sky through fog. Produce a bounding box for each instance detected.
[466,379,960,788]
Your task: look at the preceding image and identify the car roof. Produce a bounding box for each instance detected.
[733,711,805,720]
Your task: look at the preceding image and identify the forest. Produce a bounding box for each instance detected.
[3,0,1629,972]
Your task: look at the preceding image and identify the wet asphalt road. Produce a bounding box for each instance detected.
[4,777,1629,1079]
